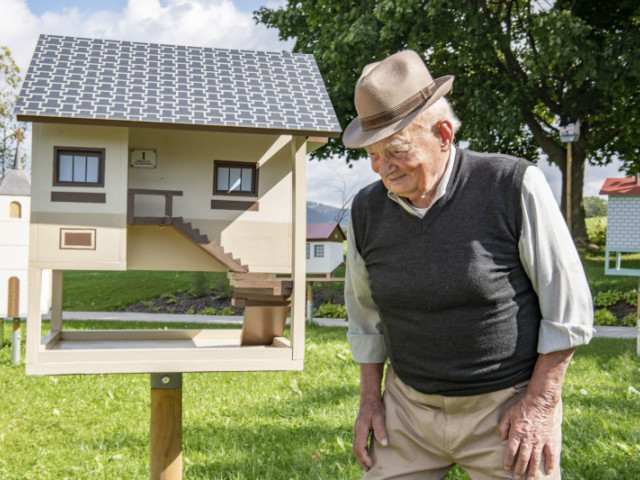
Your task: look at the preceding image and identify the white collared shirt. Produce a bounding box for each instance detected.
[345,146,595,363]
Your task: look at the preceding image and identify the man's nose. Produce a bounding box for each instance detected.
[379,155,396,175]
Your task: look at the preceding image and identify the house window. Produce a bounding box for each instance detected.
[54,147,105,187]
[213,161,258,196]
[9,201,21,218]
[306,243,310,259]
[314,245,324,258]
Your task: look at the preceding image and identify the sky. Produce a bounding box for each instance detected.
[0,0,625,207]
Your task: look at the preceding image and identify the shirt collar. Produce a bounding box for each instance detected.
[387,144,457,217]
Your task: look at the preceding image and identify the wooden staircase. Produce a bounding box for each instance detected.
[170,218,294,346]
[228,272,293,346]
[169,217,248,273]
[127,188,292,345]
[227,272,293,307]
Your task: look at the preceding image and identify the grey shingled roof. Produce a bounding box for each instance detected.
[16,34,342,137]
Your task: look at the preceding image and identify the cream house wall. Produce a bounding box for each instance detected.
[128,128,294,273]
[28,123,296,273]
[29,123,129,270]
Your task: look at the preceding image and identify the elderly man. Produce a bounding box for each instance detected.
[343,50,594,480]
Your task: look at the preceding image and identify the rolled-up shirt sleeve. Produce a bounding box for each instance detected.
[345,215,387,363]
[519,166,595,354]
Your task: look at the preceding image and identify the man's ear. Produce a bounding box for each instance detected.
[438,121,453,148]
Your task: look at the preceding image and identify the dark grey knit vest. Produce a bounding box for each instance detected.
[351,149,542,396]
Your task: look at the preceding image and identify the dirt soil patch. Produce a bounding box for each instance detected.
[119,292,244,315]
[600,301,637,326]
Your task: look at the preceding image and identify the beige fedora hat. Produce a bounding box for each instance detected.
[343,50,454,148]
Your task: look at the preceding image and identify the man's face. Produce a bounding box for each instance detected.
[365,122,448,208]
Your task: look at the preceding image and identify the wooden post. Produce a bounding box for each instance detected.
[150,373,183,480]
[566,142,572,236]
[12,318,21,364]
[51,270,64,334]
[306,283,313,324]
[637,279,640,357]
[291,136,307,361]
[8,276,20,364]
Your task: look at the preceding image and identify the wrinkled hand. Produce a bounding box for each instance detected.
[498,394,557,480]
[353,397,388,471]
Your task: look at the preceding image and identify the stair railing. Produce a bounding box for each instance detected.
[127,188,184,225]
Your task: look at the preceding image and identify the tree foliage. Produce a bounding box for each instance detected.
[0,46,25,182]
[256,0,640,243]
[583,196,608,218]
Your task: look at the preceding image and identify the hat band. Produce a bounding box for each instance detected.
[360,83,437,132]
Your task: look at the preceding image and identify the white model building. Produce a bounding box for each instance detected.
[16,34,340,375]
[0,159,51,318]
[600,176,640,276]
[306,222,346,275]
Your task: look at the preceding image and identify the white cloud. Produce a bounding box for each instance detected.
[0,0,292,76]
[306,157,379,208]
[537,157,625,204]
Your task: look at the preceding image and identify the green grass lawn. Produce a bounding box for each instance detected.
[1,321,639,479]
[62,270,231,311]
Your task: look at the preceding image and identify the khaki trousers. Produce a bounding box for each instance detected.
[363,367,562,480]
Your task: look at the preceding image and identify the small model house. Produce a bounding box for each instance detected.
[0,160,52,318]
[16,34,341,375]
[306,222,345,276]
[600,176,640,276]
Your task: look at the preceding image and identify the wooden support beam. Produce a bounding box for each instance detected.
[291,136,307,361]
[150,373,183,480]
[50,270,63,333]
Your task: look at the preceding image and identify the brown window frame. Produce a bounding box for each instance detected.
[213,160,258,197]
[53,147,105,188]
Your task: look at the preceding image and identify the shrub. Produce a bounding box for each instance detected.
[314,303,347,318]
[190,272,211,297]
[593,289,623,307]
[594,308,617,326]
[623,290,638,307]
[198,307,218,315]
[622,313,637,327]
[584,196,608,218]
[586,216,607,247]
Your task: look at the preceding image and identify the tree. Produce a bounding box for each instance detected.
[256,0,640,245]
[583,196,607,218]
[0,46,25,182]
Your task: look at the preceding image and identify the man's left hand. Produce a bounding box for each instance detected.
[498,393,557,479]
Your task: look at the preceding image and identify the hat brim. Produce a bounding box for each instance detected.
[342,75,454,149]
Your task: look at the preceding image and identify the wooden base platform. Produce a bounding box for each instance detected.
[26,329,302,375]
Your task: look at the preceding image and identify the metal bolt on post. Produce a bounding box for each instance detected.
[150,372,183,480]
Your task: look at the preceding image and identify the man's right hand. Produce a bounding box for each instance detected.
[353,397,388,470]
[354,363,388,471]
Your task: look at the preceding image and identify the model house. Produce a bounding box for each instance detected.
[600,176,640,276]
[16,34,340,375]
[306,222,345,276]
[0,160,51,318]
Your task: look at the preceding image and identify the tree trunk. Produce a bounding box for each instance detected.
[554,146,588,246]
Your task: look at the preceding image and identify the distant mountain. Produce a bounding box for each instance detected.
[307,201,350,227]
